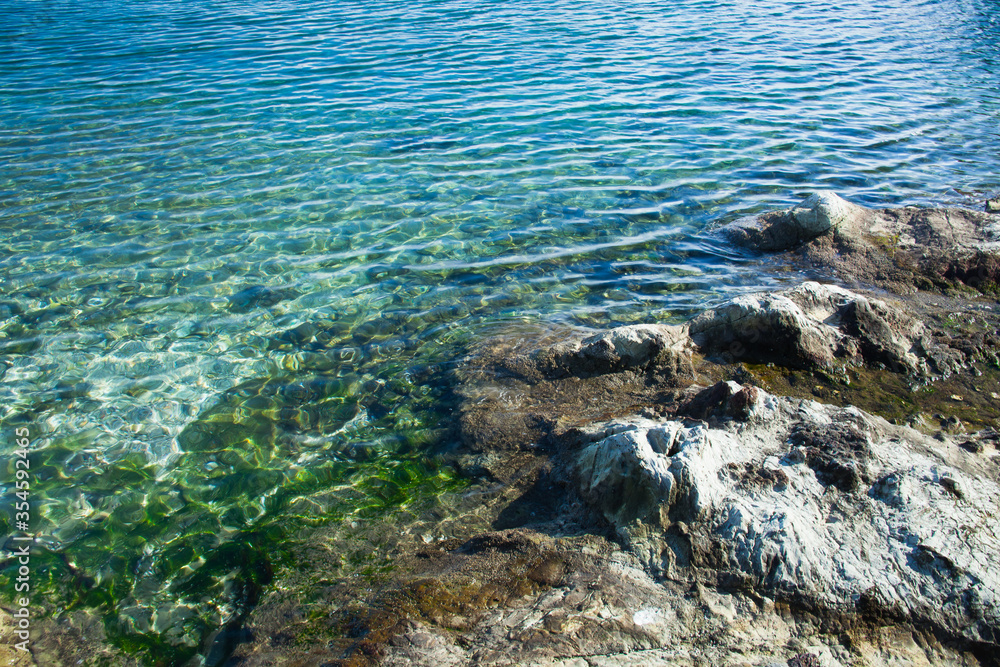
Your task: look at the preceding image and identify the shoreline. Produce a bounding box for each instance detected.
[221,193,1000,666]
[8,193,999,667]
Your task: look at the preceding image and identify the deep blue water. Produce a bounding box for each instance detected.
[1,0,998,661]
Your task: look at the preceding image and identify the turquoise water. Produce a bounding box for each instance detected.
[2,0,999,662]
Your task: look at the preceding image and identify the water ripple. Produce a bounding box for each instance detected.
[1,0,999,659]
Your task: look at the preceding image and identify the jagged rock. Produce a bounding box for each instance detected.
[568,386,1000,649]
[689,282,858,369]
[689,281,964,376]
[458,279,984,459]
[986,198,1000,214]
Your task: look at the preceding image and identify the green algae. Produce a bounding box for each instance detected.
[0,355,467,666]
[1,455,464,665]
[719,295,1000,432]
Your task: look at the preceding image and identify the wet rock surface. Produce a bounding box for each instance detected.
[724,191,1000,295]
[457,323,694,455]
[724,192,881,252]
[218,194,1000,667]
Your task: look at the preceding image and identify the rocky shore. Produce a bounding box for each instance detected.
[218,193,1000,667]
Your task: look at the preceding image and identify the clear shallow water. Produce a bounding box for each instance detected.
[1,0,998,661]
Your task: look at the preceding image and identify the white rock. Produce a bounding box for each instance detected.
[688,281,950,375]
[790,191,860,236]
[632,608,661,626]
[571,388,1000,646]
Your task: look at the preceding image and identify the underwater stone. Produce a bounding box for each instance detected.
[228,285,295,313]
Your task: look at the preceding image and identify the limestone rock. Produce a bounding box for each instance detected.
[724,191,1000,295]
[458,281,977,458]
[724,191,878,252]
[789,191,864,237]
[569,386,1000,648]
[689,282,857,369]
[689,281,964,376]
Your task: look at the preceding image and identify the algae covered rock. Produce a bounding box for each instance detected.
[725,190,1000,296]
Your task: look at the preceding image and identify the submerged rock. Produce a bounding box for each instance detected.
[227,284,297,312]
